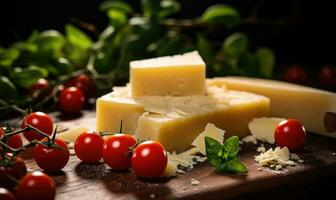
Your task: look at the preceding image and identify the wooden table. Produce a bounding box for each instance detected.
[20,111,336,200]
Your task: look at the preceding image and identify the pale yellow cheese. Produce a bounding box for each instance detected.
[212,77,336,137]
[161,162,177,177]
[248,117,286,144]
[56,126,88,143]
[191,123,225,155]
[130,51,206,97]
[96,84,269,152]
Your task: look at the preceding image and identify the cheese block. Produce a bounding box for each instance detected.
[97,84,270,152]
[212,77,336,137]
[130,51,206,97]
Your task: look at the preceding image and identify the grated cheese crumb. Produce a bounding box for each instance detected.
[332,152,336,156]
[242,135,257,144]
[191,179,200,186]
[257,146,266,153]
[150,194,155,198]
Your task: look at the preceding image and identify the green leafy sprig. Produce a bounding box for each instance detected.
[205,136,247,173]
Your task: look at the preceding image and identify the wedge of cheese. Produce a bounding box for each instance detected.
[97,84,270,152]
[130,51,206,97]
[212,76,336,137]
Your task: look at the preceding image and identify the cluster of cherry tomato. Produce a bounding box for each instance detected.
[0,111,68,200]
[274,119,306,151]
[283,64,336,90]
[74,131,168,178]
[29,74,95,113]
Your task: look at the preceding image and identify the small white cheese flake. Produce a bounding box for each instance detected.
[191,179,200,186]
[255,147,300,170]
[257,146,266,153]
[290,153,301,160]
[248,117,286,144]
[298,159,304,163]
[150,194,155,198]
[257,168,262,171]
[275,164,282,170]
[191,123,225,155]
[242,135,257,144]
[332,152,336,156]
[273,170,282,174]
[182,186,187,190]
[168,147,207,173]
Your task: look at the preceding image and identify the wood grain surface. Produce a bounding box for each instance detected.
[19,111,336,200]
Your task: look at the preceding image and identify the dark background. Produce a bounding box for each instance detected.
[1,0,335,68]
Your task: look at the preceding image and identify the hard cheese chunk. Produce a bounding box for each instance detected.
[248,117,286,144]
[130,51,206,97]
[97,85,269,152]
[212,77,336,137]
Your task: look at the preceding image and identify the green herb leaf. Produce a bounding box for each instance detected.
[222,136,239,160]
[158,0,181,18]
[0,48,20,68]
[215,157,247,173]
[65,24,93,49]
[11,66,48,88]
[99,0,133,14]
[201,4,241,28]
[107,9,128,28]
[0,76,17,99]
[197,33,213,65]
[223,33,248,58]
[141,0,160,18]
[36,30,66,52]
[255,47,275,78]
[205,136,223,167]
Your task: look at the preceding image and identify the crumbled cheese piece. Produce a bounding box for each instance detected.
[248,117,286,144]
[298,159,304,163]
[168,148,206,173]
[161,162,177,177]
[150,194,155,198]
[332,152,336,156]
[273,170,282,174]
[275,164,282,170]
[257,146,266,153]
[242,135,257,144]
[191,179,200,186]
[191,123,225,155]
[257,168,262,171]
[56,126,88,142]
[290,153,301,160]
[255,147,297,168]
[182,186,187,190]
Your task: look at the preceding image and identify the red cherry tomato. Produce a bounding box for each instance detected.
[59,87,85,113]
[28,78,49,96]
[0,128,23,149]
[283,65,308,85]
[0,155,27,189]
[274,119,306,151]
[34,139,70,172]
[0,187,16,200]
[74,131,104,164]
[16,171,55,200]
[65,75,95,98]
[131,141,167,178]
[319,64,336,89]
[103,134,137,170]
[21,112,54,141]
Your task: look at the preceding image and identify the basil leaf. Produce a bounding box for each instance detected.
[0,48,20,68]
[222,136,239,160]
[205,136,223,167]
[158,0,181,18]
[65,24,93,49]
[37,30,66,53]
[11,66,48,88]
[223,33,248,58]
[216,157,247,173]
[255,47,275,78]
[201,4,241,28]
[197,33,213,65]
[107,9,128,28]
[99,0,133,14]
[0,76,17,99]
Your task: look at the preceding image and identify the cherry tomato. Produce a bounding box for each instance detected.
[34,139,70,172]
[131,141,168,178]
[103,134,137,170]
[0,155,27,189]
[0,128,23,149]
[21,112,53,141]
[16,171,55,200]
[274,119,306,151]
[59,87,85,113]
[283,65,308,85]
[65,75,95,98]
[28,78,49,96]
[319,64,336,89]
[74,131,104,164]
[0,187,16,200]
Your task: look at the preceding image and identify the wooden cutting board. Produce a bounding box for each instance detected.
[19,111,336,200]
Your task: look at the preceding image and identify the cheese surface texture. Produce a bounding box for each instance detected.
[248,117,286,144]
[96,84,270,152]
[213,76,336,137]
[130,51,206,97]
